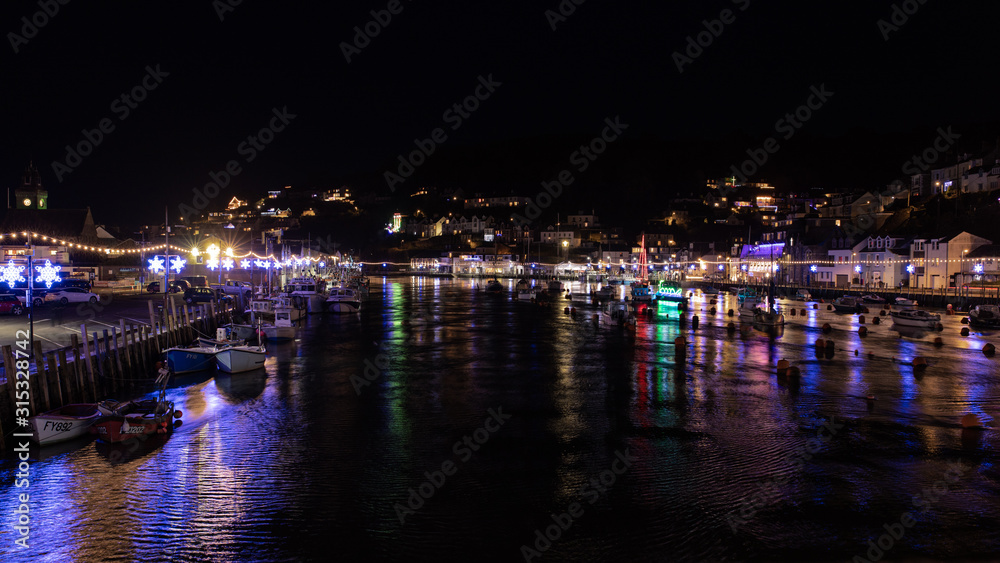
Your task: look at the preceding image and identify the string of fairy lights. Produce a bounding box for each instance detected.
[1,231,997,271]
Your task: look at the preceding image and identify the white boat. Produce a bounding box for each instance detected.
[738,296,762,320]
[969,304,1000,329]
[325,286,362,313]
[262,309,296,340]
[890,309,941,328]
[517,288,537,300]
[794,290,811,301]
[215,345,267,373]
[893,297,917,307]
[30,403,116,445]
[594,286,615,300]
[600,300,636,328]
[272,294,305,322]
[284,277,328,314]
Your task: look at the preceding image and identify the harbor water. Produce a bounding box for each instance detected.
[2,277,999,562]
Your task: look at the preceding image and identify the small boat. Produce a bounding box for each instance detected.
[890,309,941,328]
[655,280,684,301]
[832,296,861,313]
[630,282,653,302]
[969,304,1000,329]
[484,279,504,294]
[30,403,117,445]
[736,287,758,302]
[197,327,244,348]
[548,280,563,292]
[754,307,785,327]
[284,277,328,314]
[861,294,886,305]
[325,286,362,313]
[165,346,220,374]
[262,309,296,340]
[594,286,615,300]
[738,296,762,320]
[92,398,177,443]
[794,289,811,301]
[600,300,636,328]
[894,297,918,307]
[215,345,267,373]
[701,286,720,296]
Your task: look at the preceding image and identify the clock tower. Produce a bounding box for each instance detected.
[15,162,47,210]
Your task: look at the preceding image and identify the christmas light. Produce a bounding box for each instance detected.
[170,256,187,274]
[0,260,26,288]
[148,256,166,273]
[34,260,62,289]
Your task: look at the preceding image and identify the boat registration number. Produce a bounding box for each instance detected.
[43,421,74,432]
[123,425,147,434]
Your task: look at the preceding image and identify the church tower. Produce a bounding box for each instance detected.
[15,162,48,210]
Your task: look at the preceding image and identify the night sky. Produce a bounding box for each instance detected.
[3,0,1000,227]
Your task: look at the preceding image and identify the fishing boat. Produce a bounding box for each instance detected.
[969,304,1000,329]
[92,398,177,443]
[600,300,636,328]
[272,294,306,322]
[861,294,887,305]
[654,280,685,302]
[794,289,811,301]
[198,327,245,348]
[753,306,785,327]
[30,403,117,445]
[284,277,328,314]
[700,285,720,296]
[215,344,267,373]
[890,309,941,328]
[893,297,917,307]
[484,279,504,294]
[736,287,758,302]
[164,345,220,374]
[832,296,861,313]
[738,296,763,320]
[220,323,258,341]
[325,286,362,313]
[630,282,652,302]
[262,309,296,340]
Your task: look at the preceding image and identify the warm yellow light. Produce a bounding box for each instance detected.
[191,247,200,256]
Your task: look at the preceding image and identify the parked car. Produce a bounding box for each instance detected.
[146,280,188,293]
[0,294,24,315]
[180,275,209,288]
[49,279,92,292]
[45,287,100,305]
[184,287,218,304]
[210,280,254,300]
[6,288,46,307]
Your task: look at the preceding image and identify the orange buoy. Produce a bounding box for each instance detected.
[777,359,790,375]
[813,303,819,310]
[880,309,887,316]
[933,337,943,347]
[564,307,570,314]
[819,298,825,303]
[173,410,183,418]
[936,323,944,331]
[800,309,806,315]
[873,317,880,325]
[815,338,825,348]
[822,323,832,333]
[961,413,982,428]
[912,357,927,369]
[858,326,868,336]
[854,349,859,356]
[983,343,996,356]
[961,327,970,337]
[961,317,969,325]
[859,315,866,324]
[709,307,717,315]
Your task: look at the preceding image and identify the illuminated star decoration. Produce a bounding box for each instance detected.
[974,263,984,274]
[169,256,187,274]
[906,264,915,274]
[319,261,325,267]
[854,265,862,273]
[772,263,779,272]
[34,260,62,289]
[0,260,26,288]
[148,255,166,274]
[718,264,725,271]
[240,259,251,269]
[222,258,234,271]
[206,258,218,271]
[810,265,818,273]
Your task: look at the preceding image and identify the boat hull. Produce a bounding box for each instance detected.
[165,347,218,374]
[92,400,175,444]
[30,404,108,445]
[326,300,361,313]
[891,312,941,328]
[215,347,267,373]
[263,325,296,340]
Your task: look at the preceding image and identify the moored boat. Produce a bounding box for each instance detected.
[893,297,918,307]
[165,346,219,374]
[654,280,684,301]
[325,286,362,313]
[484,279,504,294]
[92,398,177,443]
[600,300,636,328]
[30,403,117,445]
[861,294,887,305]
[284,277,328,314]
[969,304,1000,329]
[215,345,267,373]
[630,282,652,302]
[547,280,563,292]
[890,309,941,328]
[794,289,811,301]
[832,296,861,313]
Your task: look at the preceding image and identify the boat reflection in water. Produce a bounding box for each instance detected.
[214,370,268,402]
[95,430,174,466]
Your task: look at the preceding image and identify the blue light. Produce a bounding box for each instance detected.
[906,264,915,274]
[854,265,862,273]
[974,263,984,274]
[809,264,818,273]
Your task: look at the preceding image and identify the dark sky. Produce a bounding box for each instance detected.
[3,0,1000,227]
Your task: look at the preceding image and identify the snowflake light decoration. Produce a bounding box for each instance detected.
[34,260,62,289]
[254,259,269,269]
[906,264,915,274]
[854,265,862,273]
[222,258,234,271]
[206,258,218,271]
[810,265,818,273]
[0,260,26,288]
[170,256,187,274]
[974,263,984,274]
[240,259,251,269]
[148,256,166,273]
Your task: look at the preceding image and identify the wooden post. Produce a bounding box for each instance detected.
[148,299,156,330]
[111,326,124,383]
[70,334,84,400]
[32,341,50,413]
[92,331,103,394]
[120,319,133,377]
[80,327,96,399]
[2,345,19,415]
[46,352,68,409]
[102,329,116,387]
[139,325,149,371]
[169,296,178,332]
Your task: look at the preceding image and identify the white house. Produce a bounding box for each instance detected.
[909,231,991,289]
